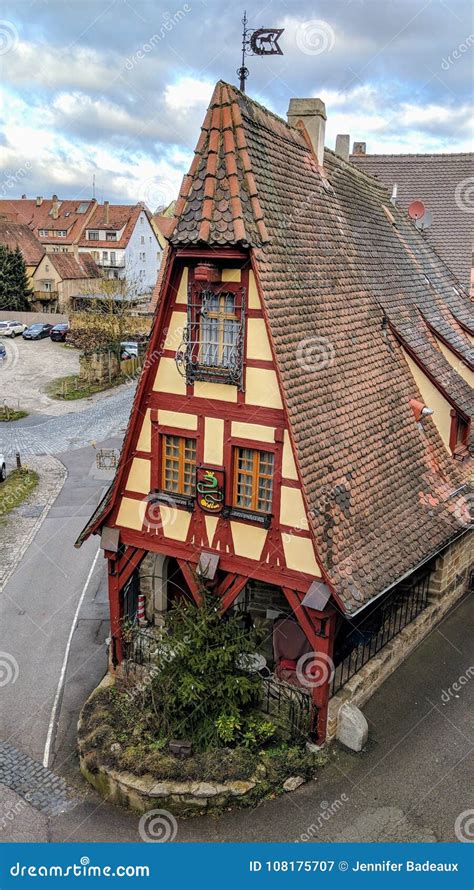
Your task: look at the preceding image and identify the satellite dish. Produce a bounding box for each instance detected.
[408,200,426,220]
[415,209,433,231]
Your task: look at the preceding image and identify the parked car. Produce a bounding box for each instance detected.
[0,453,5,482]
[120,340,139,359]
[0,320,27,337]
[50,323,69,342]
[22,323,53,340]
[0,342,6,361]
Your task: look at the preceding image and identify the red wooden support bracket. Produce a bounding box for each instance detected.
[176,558,202,605]
[220,575,249,613]
[108,559,123,665]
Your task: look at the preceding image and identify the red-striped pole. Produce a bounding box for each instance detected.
[137,593,147,626]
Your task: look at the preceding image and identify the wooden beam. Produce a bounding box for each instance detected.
[220,575,249,613]
[176,558,202,605]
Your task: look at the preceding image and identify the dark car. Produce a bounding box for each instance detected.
[0,342,6,361]
[50,323,69,342]
[22,323,53,340]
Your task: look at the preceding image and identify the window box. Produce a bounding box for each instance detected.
[149,491,194,512]
[222,506,273,528]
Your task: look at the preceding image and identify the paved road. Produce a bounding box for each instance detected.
[0,386,134,456]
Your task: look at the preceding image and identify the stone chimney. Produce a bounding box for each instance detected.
[352,141,366,156]
[104,200,110,225]
[335,134,350,161]
[36,196,43,207]
[51,195,60,219]
[287,98,326,167]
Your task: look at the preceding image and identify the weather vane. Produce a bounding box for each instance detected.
[237,11,284,92]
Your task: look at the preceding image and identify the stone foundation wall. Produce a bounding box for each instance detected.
[327,532,472,740]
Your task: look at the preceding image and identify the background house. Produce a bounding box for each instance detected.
[32,250,101,312]
[349,145,474,293]
[0,195,163,301]
[0,218,45,285]
[78,202,162,297]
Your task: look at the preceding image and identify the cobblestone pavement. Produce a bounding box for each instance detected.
[0,337,80,416]
[0,455,67,592]
[0,385,135,457]
[0,741,77,816]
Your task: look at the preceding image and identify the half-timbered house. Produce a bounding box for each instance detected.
[77,83,473,743]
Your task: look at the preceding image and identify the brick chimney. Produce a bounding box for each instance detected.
[287,98,326,167]
[335,134,350,161]
[36,196,43,207]
[104,200,110,225]
[352,141,366,156]
[51,195,60,219]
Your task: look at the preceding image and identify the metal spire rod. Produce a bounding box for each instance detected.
[237,10,249,92]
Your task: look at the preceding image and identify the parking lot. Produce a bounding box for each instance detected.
[0,336,80,416]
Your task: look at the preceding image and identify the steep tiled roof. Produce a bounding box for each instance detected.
[44,252,101,280]
[0,219,44,266]
[0,198,96,245]
[170,83,270,246]
[172,82,473,611]
[350,153,474,290]
[78,82,473,613]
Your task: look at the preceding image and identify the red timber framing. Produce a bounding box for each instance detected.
[105,545,147,666]
[85,246,340,742]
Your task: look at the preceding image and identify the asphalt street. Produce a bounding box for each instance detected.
[0,405,472,844]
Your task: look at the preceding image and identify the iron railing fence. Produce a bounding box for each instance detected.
[260,676,317,742]
[331,568,432,696]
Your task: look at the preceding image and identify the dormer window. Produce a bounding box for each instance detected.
[176,279,245,388]
[88,231,99,241]
[450,410,470,459]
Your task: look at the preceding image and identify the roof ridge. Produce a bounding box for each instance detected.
[352,152,474,159]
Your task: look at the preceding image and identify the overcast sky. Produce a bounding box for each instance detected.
[0,0,472,208]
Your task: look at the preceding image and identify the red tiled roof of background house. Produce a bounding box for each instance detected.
[46,252,101,279]
[349,152,474,291]
[78,204,149,249]
[0,219,45,266]
[0,198,97,245]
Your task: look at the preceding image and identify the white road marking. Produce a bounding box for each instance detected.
[43,547,101,768]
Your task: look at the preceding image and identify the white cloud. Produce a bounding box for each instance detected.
[164,76,214,113]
